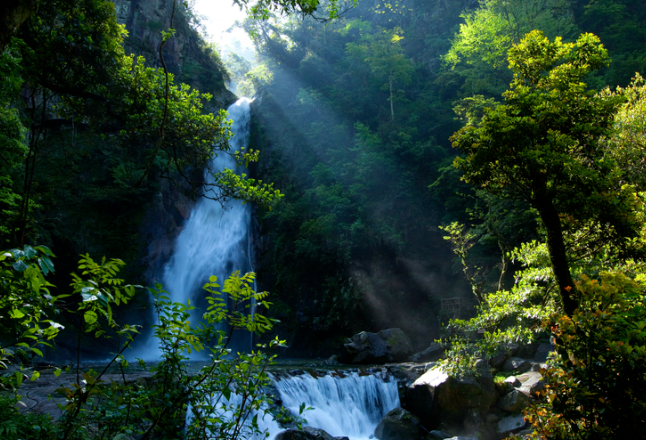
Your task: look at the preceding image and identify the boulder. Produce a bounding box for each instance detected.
[515,342,540,359]
[411,343,445,363]
[406,368,496,430]
[378,329,415,361]
[344,328,413,364]
[277,428,336,440]
[497,390,533,413]
[303,427,337,440]
[502,357,531,374]
[517,372,545,397]
[503,376,521,388]
[489,351,508,369]
[497,415,527,435]
[374,407,421,440]
[534,343,554,362]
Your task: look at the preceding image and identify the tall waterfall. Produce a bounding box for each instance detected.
[270,371,400,440]
[152,98,255,357]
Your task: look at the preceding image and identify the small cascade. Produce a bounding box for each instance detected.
[271,370,400,440]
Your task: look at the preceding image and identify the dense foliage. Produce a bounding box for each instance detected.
[0,246,284,440]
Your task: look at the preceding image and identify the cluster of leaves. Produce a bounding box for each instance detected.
[0,246,285,440]
[437,240,558,378]
[0,246,139,391]
[524,272,646,439]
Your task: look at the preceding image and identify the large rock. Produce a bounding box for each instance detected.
[534,343,554,362]
[411,343,444,363]
[497,390,533,413]
[406,368,497,430]
[374,408,421,440]
[303,427,336,440]
[276,428,336,440]
[344,328,413,364]
[498,415,527,435]
[517,372,545,397]
[502,357,531,374]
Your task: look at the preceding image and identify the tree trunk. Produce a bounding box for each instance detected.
[535,195,578,317]
[389,77,394,121]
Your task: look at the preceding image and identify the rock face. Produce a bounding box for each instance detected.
[374,408,421,440]
[406,368,496,432]
[112,0,236,107]
[344,328,414,364]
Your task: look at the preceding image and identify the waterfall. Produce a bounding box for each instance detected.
[271,371,400,440]
[135,98,255,360]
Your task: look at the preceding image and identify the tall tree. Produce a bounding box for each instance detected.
[451,31,636,316]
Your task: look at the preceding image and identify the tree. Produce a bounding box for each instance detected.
[365,27,412,122]
[443,0,575,95]
[451,31,636,316]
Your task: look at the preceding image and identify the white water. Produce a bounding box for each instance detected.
[270,371,400,440]
[192,371,399,440]
[162,98,253,312]
[133,98,255,360]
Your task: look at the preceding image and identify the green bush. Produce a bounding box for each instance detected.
[525,272,646,439]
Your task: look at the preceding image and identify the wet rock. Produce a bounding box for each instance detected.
[303,427,337,440]
[407,368,496,430]
[344,328,413,364]
[374,407,421,440]
[411,343,445,363]
[497,415,527,435]
[497,390,533,413]
[276,429,319,440]
[502,357,531,374]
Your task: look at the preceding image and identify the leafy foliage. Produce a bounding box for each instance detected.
[0,246,284,440]
[525,272,646,439]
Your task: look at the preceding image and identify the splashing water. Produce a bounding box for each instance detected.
[271,371,400,440]
[193,371,400,440]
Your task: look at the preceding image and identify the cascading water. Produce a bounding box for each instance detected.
[191,371,399,440]
[269,371,400,440]
[135,98,255,359]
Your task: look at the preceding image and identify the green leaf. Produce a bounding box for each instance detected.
[34,245,55,257]
[10,309,25,319]
[24,245,37,258]
[39,257,55,275]
[12,260,28,272]
[84,311,98,325]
